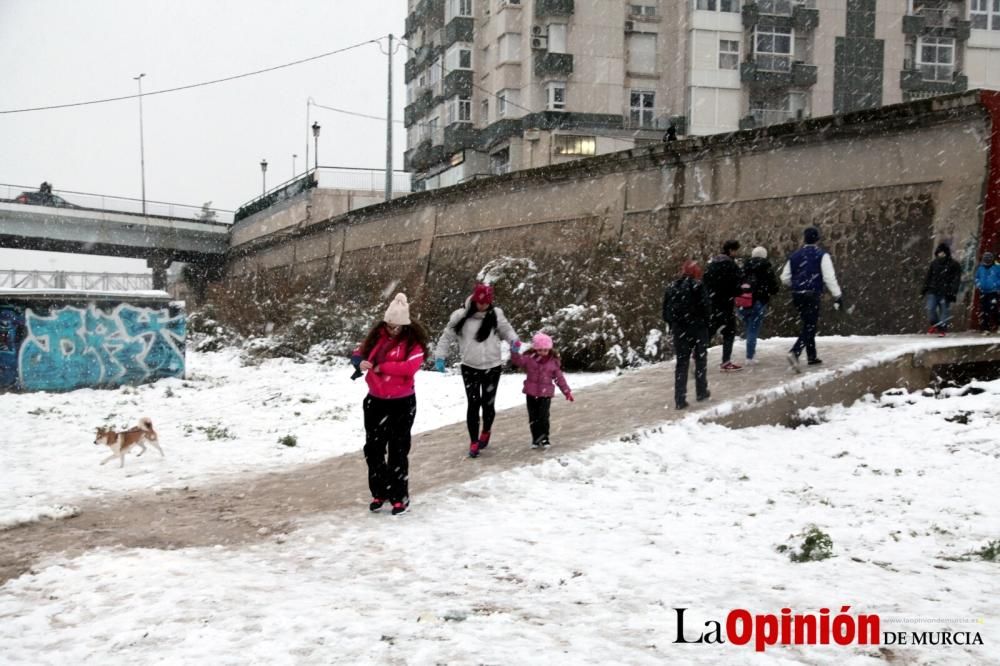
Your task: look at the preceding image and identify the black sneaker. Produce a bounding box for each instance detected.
[390,501,409,515]
[696,391,711,402]
[807,358,823,366]
[369,498,384,512]
[676,401,689,410]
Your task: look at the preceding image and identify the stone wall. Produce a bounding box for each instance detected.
[223,92,995,361]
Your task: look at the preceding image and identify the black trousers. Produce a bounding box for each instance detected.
[710,308,736,363]
[980,292,1000,331]
[526,395,552,446]
[461,364,502,442]
[363,394,416,504]
[790,292,822,362]
[673,328,709,406]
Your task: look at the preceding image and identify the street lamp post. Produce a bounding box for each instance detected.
[292,153,298,179]
[312,122,321,172]
[260,159,268,195]
[133,73,147,215]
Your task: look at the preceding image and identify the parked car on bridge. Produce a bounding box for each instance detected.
[14,190,82,208]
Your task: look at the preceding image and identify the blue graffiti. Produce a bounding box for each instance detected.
[18,304,185,391]
[0,306,24,389]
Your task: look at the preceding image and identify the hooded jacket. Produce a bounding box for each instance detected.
[510,350,571,398]
[434,299,519,370]
[922,244,962,299]
[353,329,424,400]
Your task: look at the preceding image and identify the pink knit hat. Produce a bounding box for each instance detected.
[531,332,553,350]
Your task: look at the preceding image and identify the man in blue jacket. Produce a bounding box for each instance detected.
[974,252,1000,333]
[781,227,843,372]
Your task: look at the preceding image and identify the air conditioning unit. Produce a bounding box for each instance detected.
[625,20,635,32]
[532,25,545,36]
[531,36,548,50]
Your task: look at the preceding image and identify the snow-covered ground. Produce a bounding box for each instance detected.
[1,346,998,664]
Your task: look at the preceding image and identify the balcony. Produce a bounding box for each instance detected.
[534,52,574,78]
[903,7,971,39]
[406,139,446,172]
[444,124,479,155]
[535,0,574,18]
[444,16,474,47]
[444,69,473,98]
[900,66,967,94]
[742,108,804,128]
[792,61,817,86]
[792,4,819,31]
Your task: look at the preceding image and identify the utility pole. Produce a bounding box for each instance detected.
[385,33,393,202]
[133,73,147,215]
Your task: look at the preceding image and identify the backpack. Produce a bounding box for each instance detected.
[734,281,754,308]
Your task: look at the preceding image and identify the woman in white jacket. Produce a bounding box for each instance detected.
[434,283,521,458]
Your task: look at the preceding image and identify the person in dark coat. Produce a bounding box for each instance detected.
[663,260,711,409]
[780,226,843,371]
[737,246,781,364]
[703,239,743,371]
[921,243,962,335]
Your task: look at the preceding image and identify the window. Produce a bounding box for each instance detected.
[917,36,954,81]
[757,0,792,16]
[548,23,567,53]
[719,39,739,70]
[970,0,1000,30]
[547,81,566,110]
[446,44,473,71]
[496,88,519,117]
[754,25,792,72]
[749,91,808,126]
[629,89,655,127]
[447,96,472,124]
[406,80,417,104]
[447,0,473,20]
[629,4,657,17]
[627,33,657,74]
[490,147,510,175]
[498,33,521,62]
[696,0,738,12]
[553,135,596,156]
[481,98,489,123]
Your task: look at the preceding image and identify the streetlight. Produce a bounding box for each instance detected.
[312,121,321,172]
[260,159,268,195]
[292,153,298,178]
[133,73,147,215]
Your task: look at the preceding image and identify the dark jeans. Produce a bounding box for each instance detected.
[526,395,552,447]
[460,364,502,442]
[738,302,767,360]
[363,394,416,504]
[673,328,709,407]
[710,308,736,363]
[925,293,952,330]
[980,292,1000,331]
[790,292,822,362]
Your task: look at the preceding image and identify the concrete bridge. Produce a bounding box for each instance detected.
[0,200,228,289]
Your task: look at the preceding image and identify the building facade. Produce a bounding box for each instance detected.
[403,0,1000,191]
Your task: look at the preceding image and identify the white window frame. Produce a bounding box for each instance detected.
[546,81,566,111]
[446,43,473,71]
[754,25,793,72]
[490,147,510,175]
[497,90,508,117]
[446,0,473,21]
[916,36,954,82]
[971,0,1000,30]
[695,0,739,12]
[496,88,519,117]
[757,0,792,16]
[629,89,656,128]
[629,4,657,17]
[719,39,739,70]
[481,98,489,124]
[447,95,472,124]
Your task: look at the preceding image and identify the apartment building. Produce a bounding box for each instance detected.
[403,0,1000,191]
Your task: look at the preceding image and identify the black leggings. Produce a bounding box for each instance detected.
[363,394,416,504]
[460,364,502,442]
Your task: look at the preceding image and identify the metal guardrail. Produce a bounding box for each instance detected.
[0,270,153,291]
[0,183,233,224]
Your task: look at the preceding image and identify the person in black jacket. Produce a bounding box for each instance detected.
[703,239,743,371]
[921,243,962,335]
[737,246,781,364]
[663,260,711,409]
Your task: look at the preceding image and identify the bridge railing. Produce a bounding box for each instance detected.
[0,270,154,291]
[0,183,233,225]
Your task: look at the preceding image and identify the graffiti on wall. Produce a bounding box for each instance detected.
[9,303,185,391]
[0,306,24,388]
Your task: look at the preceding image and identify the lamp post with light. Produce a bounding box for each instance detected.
[312,122,321,173]
[260,159,268,195]
[292,153,298,179]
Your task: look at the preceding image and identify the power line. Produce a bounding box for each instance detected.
[0,37,385,115]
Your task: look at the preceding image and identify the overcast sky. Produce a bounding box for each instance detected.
[0,0,408,273]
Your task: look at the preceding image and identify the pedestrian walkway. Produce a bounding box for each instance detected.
[1,335,997,583]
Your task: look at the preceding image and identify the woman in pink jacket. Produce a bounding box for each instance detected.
[351,294,429,515]
[510,332,573,449]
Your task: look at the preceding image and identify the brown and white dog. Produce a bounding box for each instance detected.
[94,417,163,468]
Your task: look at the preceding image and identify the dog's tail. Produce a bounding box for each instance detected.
[139,416,154,432]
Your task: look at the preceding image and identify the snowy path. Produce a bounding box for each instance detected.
[2,334,992,585]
